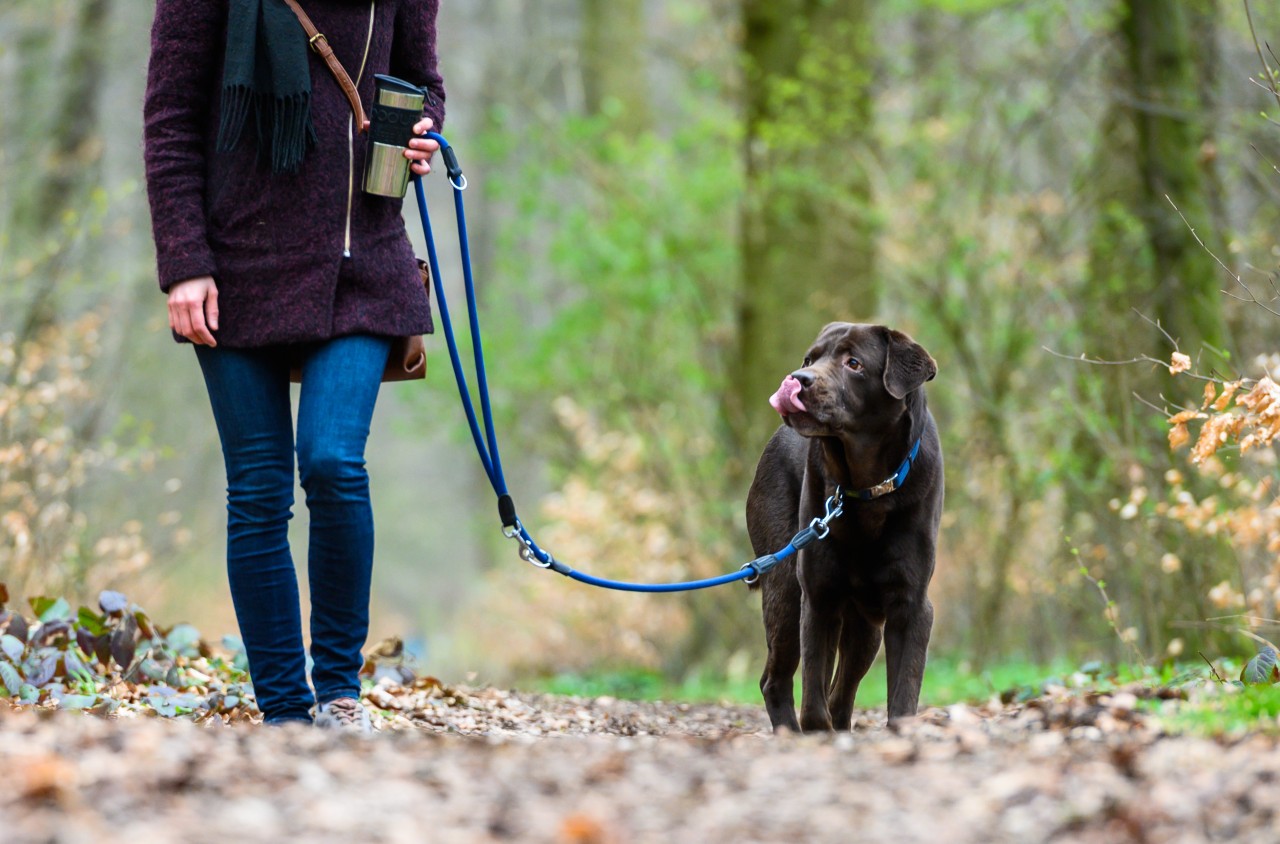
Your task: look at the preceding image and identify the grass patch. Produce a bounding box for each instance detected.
[529,655,1074,707]
[1145,669,1280,737]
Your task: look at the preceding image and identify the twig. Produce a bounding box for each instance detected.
[1245,0,1280,112]
[1166,195,1280,317]
[1042,347,1163,367]
[1078,564,1148,671]
[1237,627,1280,653]
[1205,614,1280,625]
[1199,651,1225,683]
[1133,308,1179,350]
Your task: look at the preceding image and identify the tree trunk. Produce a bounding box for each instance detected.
[1072,0,1228,657]
[1119,0,1225,351]
[727,0,878,472]
[580,0,651,132]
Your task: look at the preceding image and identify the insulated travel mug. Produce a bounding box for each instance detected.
[363,74,427,198]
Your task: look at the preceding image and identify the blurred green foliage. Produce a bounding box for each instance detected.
[7,0,1280,689]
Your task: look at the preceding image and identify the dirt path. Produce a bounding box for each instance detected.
[3,686,1278,844]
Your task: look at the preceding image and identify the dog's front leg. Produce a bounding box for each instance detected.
[797,557,841,732]
[883,590,934,722]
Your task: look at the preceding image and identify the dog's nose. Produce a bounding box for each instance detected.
[790,370,814,389]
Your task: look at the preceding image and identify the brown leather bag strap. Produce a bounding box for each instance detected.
[280,0,367,131]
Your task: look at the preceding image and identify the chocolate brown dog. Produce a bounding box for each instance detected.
[746,322,942,731]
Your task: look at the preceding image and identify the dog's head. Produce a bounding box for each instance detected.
[769,322,936,438]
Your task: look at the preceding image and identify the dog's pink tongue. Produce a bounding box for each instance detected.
[769,375,807,416]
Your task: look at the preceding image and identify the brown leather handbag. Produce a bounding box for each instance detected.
[283,0,429,384]
[382,263,430,382]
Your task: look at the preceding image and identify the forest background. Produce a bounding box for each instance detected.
[4,0,1280,693]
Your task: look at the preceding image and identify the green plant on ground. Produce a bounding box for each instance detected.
[0,583,255,719]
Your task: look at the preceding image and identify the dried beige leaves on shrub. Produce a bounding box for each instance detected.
[1170,377,1280,462]
[1169,351,1192,375]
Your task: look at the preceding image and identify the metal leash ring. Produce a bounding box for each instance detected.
[505,520,553,569]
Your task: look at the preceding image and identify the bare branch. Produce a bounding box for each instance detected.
[1249,143,1280,178]
[1238,627,1280,653]
[1133,308,1178,350]
[1041,346,1163,367]
[1246,0,1280,112]
[1166,195,1280,316]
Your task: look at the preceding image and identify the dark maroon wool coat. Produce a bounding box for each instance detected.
[144,0,446,347]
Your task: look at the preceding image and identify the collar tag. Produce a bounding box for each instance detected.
[867,478,898,498]
[842,437,922,503]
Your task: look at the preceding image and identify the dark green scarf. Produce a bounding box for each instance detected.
[217,0,317,174]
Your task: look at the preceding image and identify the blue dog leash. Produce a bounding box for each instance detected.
[413,133,915,591]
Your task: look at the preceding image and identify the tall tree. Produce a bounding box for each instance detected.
[1069,0,1228,657]
[580,0,651,132]
[727,0,879,468]
[1087,0,1225,353]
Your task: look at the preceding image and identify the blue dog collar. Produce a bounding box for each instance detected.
[841,438,923,502]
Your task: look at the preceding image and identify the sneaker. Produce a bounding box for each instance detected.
[312,697,374,735]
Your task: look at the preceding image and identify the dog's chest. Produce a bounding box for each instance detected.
[837,505,889,541]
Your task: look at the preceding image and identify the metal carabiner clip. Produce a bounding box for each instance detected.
[504,520,553,569]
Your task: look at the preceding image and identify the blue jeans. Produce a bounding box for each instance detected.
[194,335,392,723]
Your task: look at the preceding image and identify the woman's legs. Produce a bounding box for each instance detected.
[295,334,392,705]
[194,344,313,723]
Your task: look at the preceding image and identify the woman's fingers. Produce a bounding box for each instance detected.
[188,301,217,346]
[205,285,219,332]
[167,276,218,346]
[406,117,439,175]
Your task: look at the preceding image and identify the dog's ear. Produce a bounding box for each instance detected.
[881,328,937,400]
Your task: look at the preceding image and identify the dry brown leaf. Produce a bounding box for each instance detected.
[1169,410,1203,425]
[1203,381,1217,408]
[1169,423,1190,450]
[560,813,613,844]
[1192,419,1225,463]
[1213,381,1241,412]
[1169,352,1192,375]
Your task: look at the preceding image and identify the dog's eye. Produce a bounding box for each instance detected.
[802,356,812,367]
[846,357,864,373]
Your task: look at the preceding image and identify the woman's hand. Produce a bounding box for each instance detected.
[168,275,219,346]
[406,117,439,176]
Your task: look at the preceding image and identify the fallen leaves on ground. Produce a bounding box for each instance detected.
[4,679,1280,844]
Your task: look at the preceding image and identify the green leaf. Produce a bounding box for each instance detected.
[165,624,202,657]
[1,634,24,663]
[0,661,21,696]
[35,597,71,623]
[1242,647,1280,685]
[27,654,57,688]
[28,597,56,619]
[89,697,120,716]
[147,686,179,717]
[56,694,98,710]
[76,607,107,636]
[18,684,38,703]
[138,659,167,682]
[63,651,92,685]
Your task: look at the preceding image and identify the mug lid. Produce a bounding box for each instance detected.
[373,74,425,97]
